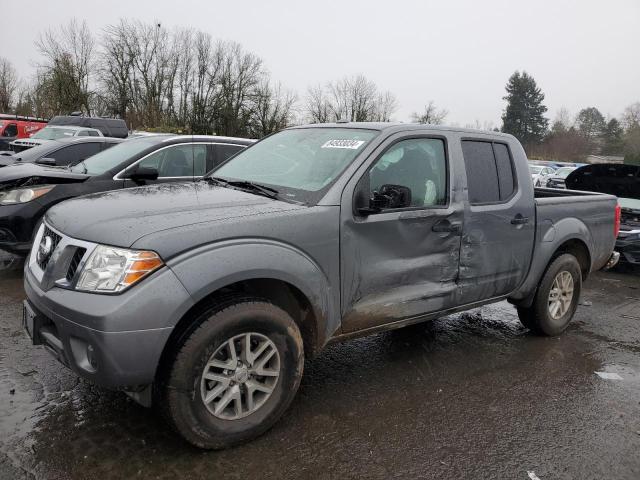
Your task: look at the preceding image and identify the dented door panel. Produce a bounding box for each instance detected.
[340,132,465,333]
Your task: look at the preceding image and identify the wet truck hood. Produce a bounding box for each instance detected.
[0,162,89,187]
[46,182,304,248]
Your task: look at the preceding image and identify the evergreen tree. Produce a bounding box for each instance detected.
[501,71,549,145]
[602,118,624,155]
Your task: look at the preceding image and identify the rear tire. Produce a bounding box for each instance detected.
[517,253,582,336]
[158,298,304,449]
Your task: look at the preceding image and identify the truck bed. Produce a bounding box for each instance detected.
[533,187,618,272]
[509,186,618,305]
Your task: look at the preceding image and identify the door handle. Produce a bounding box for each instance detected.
[511,215,529,225]
[432,221,462,234]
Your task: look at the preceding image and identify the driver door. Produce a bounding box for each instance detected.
[340,135,464,334]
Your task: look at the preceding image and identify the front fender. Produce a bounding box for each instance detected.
[166,238,337,346]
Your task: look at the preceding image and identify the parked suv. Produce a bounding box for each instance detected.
[0,134,252,254]
[23,123,619,449]
[10,126,104,152]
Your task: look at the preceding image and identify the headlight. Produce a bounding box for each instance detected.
[0,185,54,205]
[75,245,164,293]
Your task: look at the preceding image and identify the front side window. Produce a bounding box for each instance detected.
[138,144,207,177]
[212,128,378,203]
[369,138,447,208]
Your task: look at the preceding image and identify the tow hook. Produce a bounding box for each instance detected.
[602,251,620,271]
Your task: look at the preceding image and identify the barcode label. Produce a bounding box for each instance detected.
[321,140,365,150]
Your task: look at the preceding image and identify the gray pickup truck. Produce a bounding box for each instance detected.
[23,123,620,448]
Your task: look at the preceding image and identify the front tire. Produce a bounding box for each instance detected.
[517,254,582,336]
[159,298,304,449]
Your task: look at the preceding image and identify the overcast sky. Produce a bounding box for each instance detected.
[3,0,639,126]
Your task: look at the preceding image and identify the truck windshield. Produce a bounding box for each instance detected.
[31,127,78,140]
[211,128,378,202]
[69,136,165,175]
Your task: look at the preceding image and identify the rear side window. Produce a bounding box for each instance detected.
[462,140,516,204]
[215,144,245,166]
[49,143,101,166]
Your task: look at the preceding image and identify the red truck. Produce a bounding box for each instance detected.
[0,115,48,151]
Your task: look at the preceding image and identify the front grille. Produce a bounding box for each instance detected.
[36,225,62,271]
[66,247,86,281]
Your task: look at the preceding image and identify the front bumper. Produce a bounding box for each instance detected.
[616,231,640,265]
[23,263,194,389]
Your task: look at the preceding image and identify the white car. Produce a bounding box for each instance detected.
[10,126,103,152]
[529,164,556,187]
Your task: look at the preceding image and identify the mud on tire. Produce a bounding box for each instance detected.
[517,253,582,336]
[158,298,304,449]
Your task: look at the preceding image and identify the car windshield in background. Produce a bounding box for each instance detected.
[31,127,78,140]
[619,198,640,210]
[211,128,378,202]
[7,142,54,162]
[555,167,575,178]
[529,165,543,174]
[70,136,165,175]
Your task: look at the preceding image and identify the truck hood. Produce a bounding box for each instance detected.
[0,162,89,187]
[565,164,640,203]
[46,181,304,247]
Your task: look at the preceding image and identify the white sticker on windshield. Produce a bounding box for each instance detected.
[321,139,365,150]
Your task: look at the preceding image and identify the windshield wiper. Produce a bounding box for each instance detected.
[204,176,279,199]
[226,180,279,199]
[204,176,230,187]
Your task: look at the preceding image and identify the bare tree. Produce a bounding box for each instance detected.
[0,57,18,112]
[36,19,95,115]
[411,101,447,125]
[372,91,398,122]
[100,20,136,119]
[305,75,397,123]
[216,41,264,136]
[249,80,297,137]
[622,102,640,131]
[305,84,331,123]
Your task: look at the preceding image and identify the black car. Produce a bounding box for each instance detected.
[0,134,253,254]
[0,137,123,168]
[566,163,640,265]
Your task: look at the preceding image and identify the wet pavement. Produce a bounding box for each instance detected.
[1,253,639,479]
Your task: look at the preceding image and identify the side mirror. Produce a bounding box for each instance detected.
[123,166,159,182]
[36,157,56,166]
[358,184,412,216]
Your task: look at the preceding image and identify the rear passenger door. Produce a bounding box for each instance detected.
[458,139,535,302]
